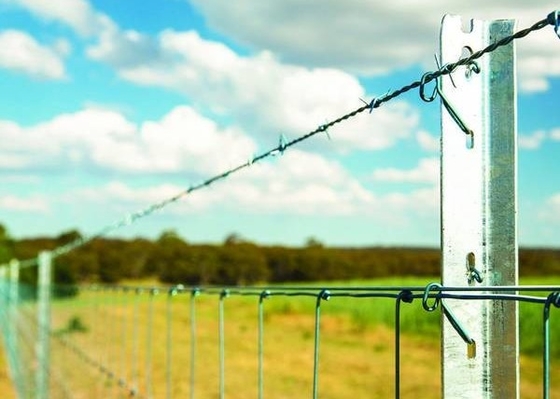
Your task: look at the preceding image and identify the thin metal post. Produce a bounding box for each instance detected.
[218,290,228,399]
[37,251,52,399]
[440,15,518,398]
[312,290,329,399]
[258,290,269,399]
[8,259,25,399]
[189,289,198,399]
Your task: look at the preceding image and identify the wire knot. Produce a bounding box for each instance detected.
[398,289,414,304]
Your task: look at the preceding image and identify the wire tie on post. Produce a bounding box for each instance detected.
[422,283,476,358]
[419,72,438,102]
[465,60,481,79]
[419,62,474,138]
[547,10,560,38]
[466,252,483,285]
[422,282,441,311]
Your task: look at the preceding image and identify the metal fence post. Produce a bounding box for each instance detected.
[37,251,52,399]
[440,15,518,398]
[8,259,25,398]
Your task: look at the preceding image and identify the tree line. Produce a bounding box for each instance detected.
[1,224,559,290]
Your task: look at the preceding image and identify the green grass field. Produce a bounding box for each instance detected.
[1,276,559,398]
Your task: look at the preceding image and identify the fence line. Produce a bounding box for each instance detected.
[1,278,559,398]
[1,9,560,399]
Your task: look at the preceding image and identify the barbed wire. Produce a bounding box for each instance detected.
[9,10,560,265]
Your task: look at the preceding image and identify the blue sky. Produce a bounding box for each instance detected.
[0,0,559,247]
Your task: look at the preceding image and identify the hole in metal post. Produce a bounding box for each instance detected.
[461,46,473,58]
[461,18,474,33]
[467,340,476,359]
[467,252,475,268]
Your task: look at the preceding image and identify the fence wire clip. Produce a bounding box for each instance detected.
[422,283,476,358]
[466,252,483,285]
[547,10,560,38]
[420,56,475,139]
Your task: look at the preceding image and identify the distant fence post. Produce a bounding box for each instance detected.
[9,259,25,399]
[37,251,52,399]
[440,15,518,398]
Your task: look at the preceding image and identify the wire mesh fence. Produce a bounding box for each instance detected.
[1,276,559,398]
[1,10,560,399]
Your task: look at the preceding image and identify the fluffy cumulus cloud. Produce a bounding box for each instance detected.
[518,130,547,150]
[0,194,48,212]
[9,0,560,92]
[66,149,438,222]
[550,128,560,141]
[540,193,560,223]
[372,157,439,184]
[0,30,68,79]
[190,0,560,92]
[0,106,256,175]
[416,130,440,152]
[517,33,560,92]
[86,27,420,151]
[10,0,107,36]
[518,128,560,149]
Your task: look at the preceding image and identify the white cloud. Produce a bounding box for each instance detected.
[189,0,435,75]
[190,0,560,92]
[0,106,256,175]
[9,0,560,92]
[372,158,439,184]
[87,23,167,68]
[0,30,67,79]
[416,130,439,152]
[0,194,48,212]
[66,149,438,222]
[517,32,560,93]
[10,0,107,36]
[550,128,560,141]
[540,193,560,223]
[86,28,419,152]
[519,130,546,150]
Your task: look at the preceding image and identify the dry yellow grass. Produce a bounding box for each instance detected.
[1,289,558,398]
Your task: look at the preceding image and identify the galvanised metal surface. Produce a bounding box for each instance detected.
[37,251,52,399]
[440,15,518,398]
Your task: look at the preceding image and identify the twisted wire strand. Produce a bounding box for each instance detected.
[13,12,557,265]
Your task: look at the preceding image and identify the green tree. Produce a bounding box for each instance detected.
[0,223,14,264]
[217,243,269,285]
